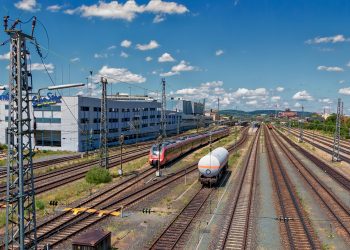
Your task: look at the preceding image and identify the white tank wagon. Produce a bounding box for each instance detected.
[198,147,229,185]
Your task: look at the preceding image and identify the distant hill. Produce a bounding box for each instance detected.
[219,109,315,117]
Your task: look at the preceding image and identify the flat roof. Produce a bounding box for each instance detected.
[72,229,111,246]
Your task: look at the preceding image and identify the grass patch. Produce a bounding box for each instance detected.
[86,167,112,184]
[35,199,45,211]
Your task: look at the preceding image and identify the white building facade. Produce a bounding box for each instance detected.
[0,95,186,152]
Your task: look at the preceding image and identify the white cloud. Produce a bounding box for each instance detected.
[160,71,179,77]
[171,60,195,72]
[339,87,350,95]
[121,40,132,48]
[70,57,80,63]
[94,53,108,59]
[15,0,40,12]
[176,88,197,95]
[317,65,344,72]
[306,34,349,44]
[153,14,165,23]
[65,0,188,21]
[47,4,62,12]
[97,65,146,83]
[215,49,224,56]
[145,56,153,62]
[294,102,302,108]
[271,96,281,102]
[31,63,55,73]
[276,86,284,92]
[246,100,258,106]
[339,80,345,84]
[158,52,175,62]
[318,98,332,104]
[292,90,313,101]
[120,51,129,58]
[0,52,10,60]
[108,45,117,50]
[232,88,268,99]
[136,40,159,50]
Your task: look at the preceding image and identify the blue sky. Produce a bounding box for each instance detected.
[1,0,350,114]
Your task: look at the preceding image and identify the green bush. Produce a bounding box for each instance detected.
[85,167,112,184]
[35,199,45,210]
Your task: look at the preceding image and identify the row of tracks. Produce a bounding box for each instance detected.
[0,145,151,198]
[22,127,248,249]
[281,127,350,163]
[0,141,154,179]
[270,127,350,241]
[276,128,350,191]
[264,126,321,249]
[150,127,252,250]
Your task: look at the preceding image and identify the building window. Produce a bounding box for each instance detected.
[93,129,100,134]
[132,117,140,121]
[34,130,61,147]
[80,118,89,124]
[109,128,118,133]
[81,106,89,111]
[121,127,129,132]
[34,106,61,111]
[109,108,119,112]
[93,118,101,123]
[121,118,130,122]
[108,118,118,123]
[157,115,161,118]
[142,124,148,128]
[150,115,155,119]
[144,108,149,111]
[142,116,148,120]
[93,107,101,112]
[36,118,61,123]
[150,108,156,111]
[5,105,9,110]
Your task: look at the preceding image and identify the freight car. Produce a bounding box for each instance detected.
[198,147,229,185]
[267,124,273,129]
[149,128,230,167]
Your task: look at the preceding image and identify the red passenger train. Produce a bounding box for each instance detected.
[148,128,230,167]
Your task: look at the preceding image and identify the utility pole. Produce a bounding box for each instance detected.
[332,98,343,162]
[4,17,38,249]
[119,134,124,176]
[161,78,167,138]
[299,105,304,142]
[217,98,220,124]
[288,117,291,136]
[99,77,108,168]
[89,70,93,97]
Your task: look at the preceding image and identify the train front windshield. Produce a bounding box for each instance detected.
[151,144,162,155]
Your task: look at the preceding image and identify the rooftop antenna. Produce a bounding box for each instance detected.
[89,70,93,96]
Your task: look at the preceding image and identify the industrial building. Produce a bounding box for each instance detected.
[0,94,211,152]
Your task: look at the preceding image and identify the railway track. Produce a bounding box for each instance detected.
[0,141,154,179]
[275,128,350,191]
[271,128,350,241]
[150,127,252,250]
[14,127,247,249]
[264,126,320,249]
[0,146,151,198]
[284,127,350,161]
[214,128,259,250]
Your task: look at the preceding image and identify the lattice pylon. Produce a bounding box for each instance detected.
[5,30,37,249]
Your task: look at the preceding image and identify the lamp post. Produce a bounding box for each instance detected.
[37,83,85,96]
[119,134,124,176]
